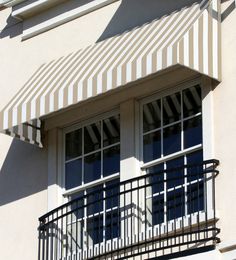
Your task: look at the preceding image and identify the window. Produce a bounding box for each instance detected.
[141,84,204,224]
[63,113,120,246]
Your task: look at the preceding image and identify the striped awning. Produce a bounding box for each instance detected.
[0,0,220,147]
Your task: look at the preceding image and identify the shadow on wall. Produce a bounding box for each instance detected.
[0,0,203,40]
[96,0,202,42]
[0,15,22,39]
[221,0,236,22]
[0,138,47,207]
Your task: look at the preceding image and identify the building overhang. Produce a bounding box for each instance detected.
[0,0,221,147]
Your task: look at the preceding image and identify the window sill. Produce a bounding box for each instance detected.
[62,172,120,197]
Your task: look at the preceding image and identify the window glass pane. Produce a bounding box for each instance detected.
[69,191,84,219]
[167,188,185,221]
[65,129,82,161]
[103,115,120,147]
[106,210,120,240]
[166,157,184,189]
[184,116,202,149]
[147,163,164,194]
[87,215,103,244]
[187,150,203,182]
[84,152,101,183]
[84,122,101,154]
[187,182,204,214]
[65,159,82,190]
[106,179,119,209]
[187,150,203,165]
[103,145,120,177]
[163,123,181,156]
[87,185,103,215]
[143,99,161,133]
[143,130,161,163]
[152,194,164,225]
[163,92,181,126]
[183,85,201,118]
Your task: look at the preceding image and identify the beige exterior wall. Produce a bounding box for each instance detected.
[0,135,48,260]
[214,0,236,257]
[0,0,236,259]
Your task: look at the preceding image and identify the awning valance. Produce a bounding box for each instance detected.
[0,0,220,147]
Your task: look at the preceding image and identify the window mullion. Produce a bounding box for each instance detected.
[82,127,84,186]
[161,98,163,158]
[181,90,184,152]
[101,119,103,179]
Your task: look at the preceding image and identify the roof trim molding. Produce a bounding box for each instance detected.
[19,0,119,40]
[12,0,67,19]
[0,0,26,8]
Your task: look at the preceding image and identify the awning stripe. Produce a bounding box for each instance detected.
[0,0,220,147]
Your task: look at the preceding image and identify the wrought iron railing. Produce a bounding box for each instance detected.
[38,159,220,260]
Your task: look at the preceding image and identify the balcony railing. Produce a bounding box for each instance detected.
[38,159,220,260]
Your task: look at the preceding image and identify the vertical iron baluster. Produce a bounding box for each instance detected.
[151,175,154,252]
[61,208,63,260]
[50,215,54,260]
[206,162,209,241]
[144,177,147,252]
[71,205,73,260]
[124,183,126,257]
[46,217,49,260]
[130,181,133,255]
[159,187,162,253]
[189,166,192,246]
[38,223,42,260]
[117,183,120,258]
[174,181,176,249]
[66,206,68,259]
[181,168,185,246]
[110,186,114,260]
[204,163,208,242]
[55,211,58,260]
[213,162,217,242]
[137,179,140,254]
[76,200,78,260]
[86,198,90,260]
[197,164,200,242]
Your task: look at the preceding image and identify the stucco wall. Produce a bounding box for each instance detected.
[214,0,236,255]
[0,0,236,259]
[0,135,48,260]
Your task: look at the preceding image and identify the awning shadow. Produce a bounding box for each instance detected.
[0,138,47,206]
[96,0,202,42]
[0,15,22,39]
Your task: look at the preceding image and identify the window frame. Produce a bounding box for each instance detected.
[51,77,215,255]
[138,78,215,225]
[62,109,120,198]
[60,109,121,250]
[139,80,203,168]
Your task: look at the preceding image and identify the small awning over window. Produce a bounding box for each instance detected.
[0,0,220,147]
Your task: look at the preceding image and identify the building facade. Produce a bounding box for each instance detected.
[0,0,236,259]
